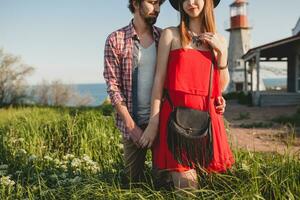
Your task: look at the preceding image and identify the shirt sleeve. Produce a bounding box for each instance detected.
[103,34,125,106]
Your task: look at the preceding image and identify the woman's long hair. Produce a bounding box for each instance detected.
[178,0,216,47]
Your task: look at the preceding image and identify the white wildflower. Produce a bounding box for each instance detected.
[44,155,53,161]
[63,154,75,161]
[0,170,8,176]
[145,160,152,168]
[71,158,81,168]
[17,138,25,143]
[15,170,22,175]
[28,155,37,162]
[241,163,250,171]
[118,144,123,150]
[82,154,92,162]
[58,179,68,185]
[60,164,68,171]
[53,158,61,166]
[0,164,9,170]
[90,165,100,174]
[17,149,27,155]
[108,159,114,164]
[73,168,81,175]
[0,176,15,187]
[69,176,82,184]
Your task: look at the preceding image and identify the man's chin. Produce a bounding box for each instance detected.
[145,17,157,26]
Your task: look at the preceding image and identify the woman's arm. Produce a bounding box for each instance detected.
[216,43,230,92]
[202,33,229,114]
[139,28,173,148]
[202,33,230,92]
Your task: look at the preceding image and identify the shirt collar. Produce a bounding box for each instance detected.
[127,20,138,40]
[127,19,161,43]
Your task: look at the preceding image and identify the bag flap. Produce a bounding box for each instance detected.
[175,107,210,130]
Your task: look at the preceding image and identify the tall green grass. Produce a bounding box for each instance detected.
[0,106,299,200]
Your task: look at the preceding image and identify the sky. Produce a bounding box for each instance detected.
[0,0,299,84]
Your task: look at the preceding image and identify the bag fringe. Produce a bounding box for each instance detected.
[167,118,213,167]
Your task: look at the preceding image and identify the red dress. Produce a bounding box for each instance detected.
[152,48,235,172]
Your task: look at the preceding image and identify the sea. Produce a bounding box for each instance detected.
[75,78,287,106]
[74,83,108,106]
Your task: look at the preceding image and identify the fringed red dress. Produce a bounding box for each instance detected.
[152,48,235,172]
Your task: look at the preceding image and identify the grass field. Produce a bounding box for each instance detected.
[0,105,299,200]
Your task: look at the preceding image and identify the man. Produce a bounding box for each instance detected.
[103,0,165,182]
[103,0,226,183]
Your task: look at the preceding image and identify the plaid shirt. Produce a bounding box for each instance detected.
[103,20,161,139]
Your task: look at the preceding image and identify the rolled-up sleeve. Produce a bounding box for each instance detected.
[103,34,125,106]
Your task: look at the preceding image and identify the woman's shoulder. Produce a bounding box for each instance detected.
[160,27,181,48]
[162,26,180,36]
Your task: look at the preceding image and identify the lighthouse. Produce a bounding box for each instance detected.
[227,0,251,92]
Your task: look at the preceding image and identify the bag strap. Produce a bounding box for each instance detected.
[207,49,215,115]
[164,49,215,114]
[164,88,174,110]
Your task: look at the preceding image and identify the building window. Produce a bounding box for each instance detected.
[236,82,244,91]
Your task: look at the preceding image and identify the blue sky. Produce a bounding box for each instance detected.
[0,0,299,84]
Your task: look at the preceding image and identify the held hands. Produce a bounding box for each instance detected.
[138,120,159,148]
[215,96,226,115]
[126,122,143,148]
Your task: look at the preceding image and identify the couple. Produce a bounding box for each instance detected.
[103,0,234,189]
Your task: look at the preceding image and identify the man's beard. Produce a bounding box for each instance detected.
[144,15,157,26]
[139,7,158,26]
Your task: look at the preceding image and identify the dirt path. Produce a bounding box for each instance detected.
[224,101,300,156]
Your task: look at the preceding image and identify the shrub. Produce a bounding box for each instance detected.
[0,49,34,106]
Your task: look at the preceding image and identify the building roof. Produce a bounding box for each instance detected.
[292,17,300,36]
[242,34,300,61]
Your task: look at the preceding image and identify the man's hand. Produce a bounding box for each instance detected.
[139,122,158,148]
[215,96,226,115]
[126,123,143,148]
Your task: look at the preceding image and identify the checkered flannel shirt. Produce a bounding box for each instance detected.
[103,20,161,139]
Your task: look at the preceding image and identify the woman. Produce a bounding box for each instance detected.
[139,0,234,189]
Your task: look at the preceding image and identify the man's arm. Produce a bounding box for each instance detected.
[103,35,142,146]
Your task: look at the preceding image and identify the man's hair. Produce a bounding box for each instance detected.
[128,0,141,13]
[128,0,166,14]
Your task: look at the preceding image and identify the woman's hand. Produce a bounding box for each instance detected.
[215,96,226,115]
[139,120,159,148]
[201,32,227,56]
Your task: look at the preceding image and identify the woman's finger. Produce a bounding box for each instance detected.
[202,32,214,37]
[148,141,153,148]
[143,139,149,148]
[139,136,145,146]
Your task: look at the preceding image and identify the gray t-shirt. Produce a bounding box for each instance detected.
[136,42,156,125]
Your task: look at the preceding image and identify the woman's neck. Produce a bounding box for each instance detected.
[188,17,203,35]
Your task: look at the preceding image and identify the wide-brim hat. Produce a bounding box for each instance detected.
[169,0,220,10]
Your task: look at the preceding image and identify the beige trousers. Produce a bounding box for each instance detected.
[122,124,148,182]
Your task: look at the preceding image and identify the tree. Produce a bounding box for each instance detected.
[0,49,34,106]
[33,80,94,106]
